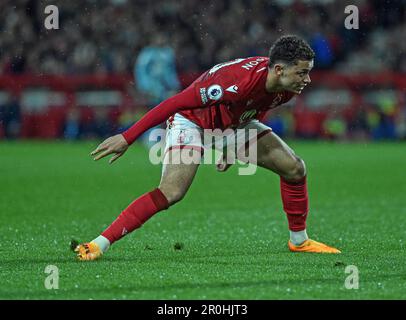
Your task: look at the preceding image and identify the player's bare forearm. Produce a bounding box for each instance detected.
[90,134,129,164]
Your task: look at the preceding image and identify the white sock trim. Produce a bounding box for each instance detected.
[92,235,110,253]
[289,229,308,246]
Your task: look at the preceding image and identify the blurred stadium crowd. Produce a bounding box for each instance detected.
[0,0,405,141]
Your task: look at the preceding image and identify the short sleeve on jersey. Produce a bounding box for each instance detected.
[193,58,249,107]
[194,77,238,107]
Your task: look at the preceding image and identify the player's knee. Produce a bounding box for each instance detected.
[158,186,186,206]
[168,190,186,205]
[284,157,306,181]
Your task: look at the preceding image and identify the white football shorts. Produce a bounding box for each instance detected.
[163,113,272,156]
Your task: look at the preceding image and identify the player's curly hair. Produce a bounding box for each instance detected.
[268,35,315,66]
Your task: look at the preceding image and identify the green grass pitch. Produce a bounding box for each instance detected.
[0,140,405,299]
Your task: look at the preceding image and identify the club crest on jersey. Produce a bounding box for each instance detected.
[207,84,223,101]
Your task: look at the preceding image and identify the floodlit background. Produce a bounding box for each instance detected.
[0,0,405,141]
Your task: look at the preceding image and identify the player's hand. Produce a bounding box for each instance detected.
[90,134,129,164]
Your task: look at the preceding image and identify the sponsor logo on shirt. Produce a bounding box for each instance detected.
[207,84,223,101]
[226,85,238,94]
[199,87,208,104]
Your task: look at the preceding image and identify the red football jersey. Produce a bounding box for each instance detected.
[179,56,295,129]
[122,56,295,145]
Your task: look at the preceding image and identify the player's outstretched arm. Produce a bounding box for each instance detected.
[121,85,200,145]
[90,134,129,164]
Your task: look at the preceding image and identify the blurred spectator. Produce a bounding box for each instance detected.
[265,108,294,138]
[371,93,398,140]
[0,94,21,139]
[92,107,115,138]
[366,106,380,137]
[117,104,154,146]
[0,0,404,75]
[370,109,397,140]
[118,105,149,133]
[310,33,334,69]
[347,108,369,140]
[81,107,114,139]
[395,111,406,140]
[0,0,405,142]
[133,34,180,147]
[323,111,347,140]
[63,108,81,140]
[135,34,181,107]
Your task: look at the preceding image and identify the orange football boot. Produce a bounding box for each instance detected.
[74,242,103,261]
[288,239,341,254]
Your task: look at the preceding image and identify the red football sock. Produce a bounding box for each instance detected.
[101,188,169,244]
[280,176,309,232]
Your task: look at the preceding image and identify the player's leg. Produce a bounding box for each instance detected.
[75,114,203,260]
[159,150,200,205]
[216,121,308,235]
[256,129,308,237]
[158,114,203,205]
[255,129,340,253]
[75,149,201,261]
